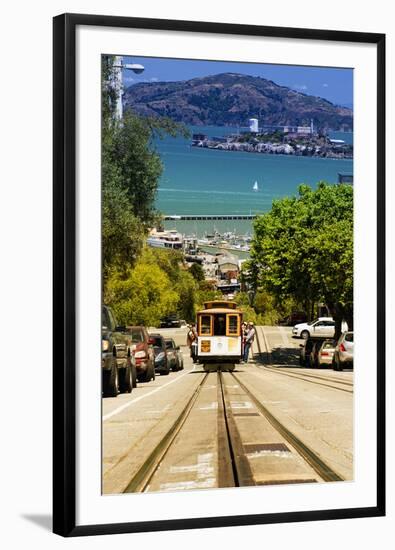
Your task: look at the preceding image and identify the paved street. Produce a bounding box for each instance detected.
[102,326,353,494]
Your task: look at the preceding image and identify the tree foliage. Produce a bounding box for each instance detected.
[249,182,353,333]
[101,55,189,289]
[105,261,179,327]
[189,262,205,282]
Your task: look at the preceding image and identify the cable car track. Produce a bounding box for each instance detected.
[255,326,353,394]
[123,365,343,493]
[123,372,209,493]
[229,371,344,482]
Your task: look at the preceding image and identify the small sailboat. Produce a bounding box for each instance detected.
[253,181,259,192]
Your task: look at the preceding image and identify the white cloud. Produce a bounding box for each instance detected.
[293,84,308,91]
[150,77,159,82]
[323,83,329,88]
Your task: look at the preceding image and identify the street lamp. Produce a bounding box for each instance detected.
[113,56,145,119]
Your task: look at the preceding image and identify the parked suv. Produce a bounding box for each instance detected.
[149,333,170,375]
[102,305,136,397]
[125,326,155,382]
[293,317,335,339]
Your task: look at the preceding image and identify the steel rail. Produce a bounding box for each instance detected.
[123,372,209,493]
[261,365,353,389]
[218,371,255,487]
[230,371,344,482]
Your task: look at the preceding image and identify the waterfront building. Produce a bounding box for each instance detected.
[249,118,259,133]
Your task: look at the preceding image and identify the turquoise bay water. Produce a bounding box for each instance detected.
[155,126,353,236]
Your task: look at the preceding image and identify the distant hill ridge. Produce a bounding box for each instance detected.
[124,72,353,131]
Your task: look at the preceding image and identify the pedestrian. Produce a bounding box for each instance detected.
[187,323,198,363]
[241,321,247,361]
[243,321,256,363]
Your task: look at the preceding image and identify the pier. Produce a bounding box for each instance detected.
[164,214,256,221]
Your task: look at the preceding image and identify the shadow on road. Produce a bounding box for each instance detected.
[255,346,301,367]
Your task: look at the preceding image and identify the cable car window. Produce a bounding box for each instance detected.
[227,314,239,336]
[200,315,212,335]
[214,314,226,336]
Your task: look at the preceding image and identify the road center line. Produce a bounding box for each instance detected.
[103,365,197,422]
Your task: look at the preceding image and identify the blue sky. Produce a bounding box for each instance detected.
[122,56,353,108]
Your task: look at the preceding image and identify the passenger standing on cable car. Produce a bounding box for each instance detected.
[243,321,255,363]
[187,323,198,362]
[241,321,247,358]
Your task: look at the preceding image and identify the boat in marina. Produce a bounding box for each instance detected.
[253,181,259,192]
[147,229,183,249]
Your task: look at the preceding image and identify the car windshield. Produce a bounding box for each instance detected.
[150,336,163,348]
[128,329,144,343]
[323,341,336,349]
[345,333,354,342]
[165,340,174,349]
[307,319,319,325]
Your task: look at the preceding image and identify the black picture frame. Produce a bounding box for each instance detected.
[53,13,386,537]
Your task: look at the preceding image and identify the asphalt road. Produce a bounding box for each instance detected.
[102,326,353,494]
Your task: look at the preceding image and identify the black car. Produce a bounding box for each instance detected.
[160,315,182,328]
[149,333,170,375]
[164,338,183,371]
[102,305,137,397]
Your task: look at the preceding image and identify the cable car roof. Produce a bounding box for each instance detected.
[197,307,243,315]
[203,300,238,310]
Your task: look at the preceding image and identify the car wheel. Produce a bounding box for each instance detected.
[103,358,118,397]
[119,364,132,393]
[161,365,170,375]
[138,366,152,383]
[131,362,137,388]
[301,330,309,339]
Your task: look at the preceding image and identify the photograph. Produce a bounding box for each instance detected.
[101,54,354,495]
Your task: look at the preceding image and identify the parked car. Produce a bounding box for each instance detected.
[292,317,335,339]
[102,305,136,397]
[299,336,327,367]
[316,339,337,368]
[164,338,183,371]
[149,333,170,375]
[333,331,354,370]
[125,326,155,382]
[175,347,184,370]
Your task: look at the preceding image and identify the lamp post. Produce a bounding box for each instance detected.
[113,56,145,119]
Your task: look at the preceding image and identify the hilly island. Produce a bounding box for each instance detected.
[124,72,353,131]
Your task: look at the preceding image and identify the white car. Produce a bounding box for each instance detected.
[292,317,335,339]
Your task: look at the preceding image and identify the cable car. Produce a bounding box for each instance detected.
[196,301,243,372]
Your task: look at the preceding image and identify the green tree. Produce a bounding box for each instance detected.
[105,262,179,326]
[249,182,353,335]
[101,55,189,290]
[175,271,198,322]
[189,262,205,282]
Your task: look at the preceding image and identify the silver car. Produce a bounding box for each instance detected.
[333,331,354,370]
